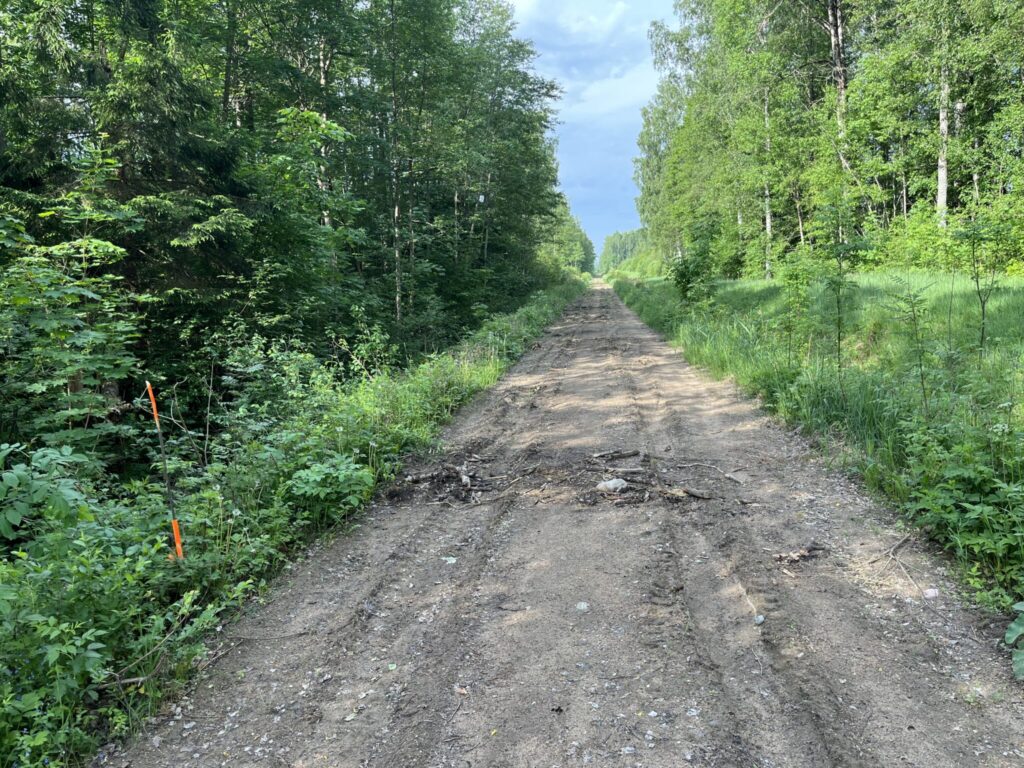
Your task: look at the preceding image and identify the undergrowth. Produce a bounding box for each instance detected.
[611,273,1024,668]
[0,278,585,768]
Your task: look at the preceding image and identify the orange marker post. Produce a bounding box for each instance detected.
[146,381,184,560]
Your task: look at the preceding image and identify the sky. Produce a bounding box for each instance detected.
[510,0,675,257]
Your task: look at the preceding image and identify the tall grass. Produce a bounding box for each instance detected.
[614,273,1024,607]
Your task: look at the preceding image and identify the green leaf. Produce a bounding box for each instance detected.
[1005,614,1024,646]
[1014,649,1024,681]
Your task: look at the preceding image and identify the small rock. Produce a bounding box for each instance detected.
[754,615,766,626]
[576,602,591,612]
[923,588,940,600]
[597,478,628,493]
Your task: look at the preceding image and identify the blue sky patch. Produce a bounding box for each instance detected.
[512,0,673,254]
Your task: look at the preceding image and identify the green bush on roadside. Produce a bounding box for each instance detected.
[0,277,585,768]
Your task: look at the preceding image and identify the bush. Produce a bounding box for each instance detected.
[0,278,586,768]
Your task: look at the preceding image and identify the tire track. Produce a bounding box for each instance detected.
[107,285,1024,768]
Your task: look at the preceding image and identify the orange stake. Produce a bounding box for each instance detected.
[171,519,184,559]
[145,381,183,560]
[145,381,160,427]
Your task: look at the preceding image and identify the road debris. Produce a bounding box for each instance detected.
[596,478,628,493]
[659,486,715,501]
[592,449,640,460]
[774,544,827,564]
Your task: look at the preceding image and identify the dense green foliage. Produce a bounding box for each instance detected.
[1,0,575,382]
[605,248,666,280]
[635,0,1024,283]
[614,272,1023,665]
[538,202,595,275]
[0,0,595,763]
[597,229,649,274]
[0,276,585,767]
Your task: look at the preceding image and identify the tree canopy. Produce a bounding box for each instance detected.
[0,0,580,389]
[635,0,1024,281]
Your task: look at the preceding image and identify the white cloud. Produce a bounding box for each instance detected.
[509,0,541,23]
[515,0,637,42]
[560,59,659,120]
[557,1,629,41]
[511,0,676,249]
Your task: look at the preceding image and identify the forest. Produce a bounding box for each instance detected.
[0,1,591,764]
[609,0,1024,673]
[6,0,1024,760]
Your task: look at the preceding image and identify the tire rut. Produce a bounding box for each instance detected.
[106,285,1024,768]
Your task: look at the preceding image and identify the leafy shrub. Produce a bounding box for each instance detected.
[0,445,88,541]
[0,246,139,464]
[0,277,585,768]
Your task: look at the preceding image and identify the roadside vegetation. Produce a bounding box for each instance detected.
[0,275,584,767]
[613,0,1024,676]
[0,0,592,764]
[613,270,1022,613]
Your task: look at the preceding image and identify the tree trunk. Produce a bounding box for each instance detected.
[407,158,416,312]
[902,170,909,220]
[0,29,6,159]
[794,191,805,245]
[317,38,334,231]
[388,0,402,326]
[393,198,402,325]
[481,172,492,267]
[937,64,949,226]
[222,0,237,119]
[972,137,981,204]
[827,0,848,131]
[764,182,773,278]
[453,188,460,263]
[763,88,773,279]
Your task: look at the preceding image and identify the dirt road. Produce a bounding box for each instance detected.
[109,284,1023,767]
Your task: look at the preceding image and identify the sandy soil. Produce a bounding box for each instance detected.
[104,284,1024,767]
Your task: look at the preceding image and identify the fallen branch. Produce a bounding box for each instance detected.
[659,487,715,501]
[97,653,169,690]
[592,449,640,460]
[225,629,311,642]
[678,462,743,482]
[774,544,827,564]
[868,533,912,564]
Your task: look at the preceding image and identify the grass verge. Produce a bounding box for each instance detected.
[612,273,1024,611]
